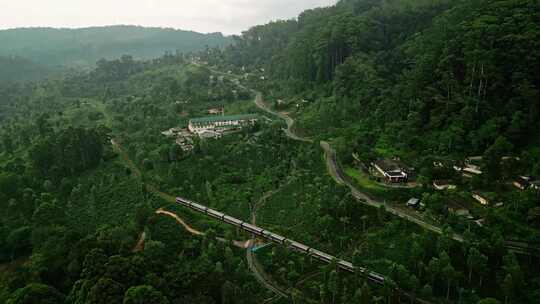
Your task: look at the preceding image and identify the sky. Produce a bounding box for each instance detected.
[0,0,338,35]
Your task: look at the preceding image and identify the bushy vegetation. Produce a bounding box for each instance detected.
[1,0,540,303]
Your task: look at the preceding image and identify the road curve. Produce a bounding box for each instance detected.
[253,93,313,143]
[320,141,464,243]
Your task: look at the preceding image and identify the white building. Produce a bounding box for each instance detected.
[188,114,259,134]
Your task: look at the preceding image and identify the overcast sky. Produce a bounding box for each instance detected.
[0,0,338,35]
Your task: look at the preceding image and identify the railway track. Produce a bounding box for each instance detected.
[176,197,387,284]
[175,197,438,304]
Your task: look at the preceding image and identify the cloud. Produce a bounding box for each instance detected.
[0,0,338,34]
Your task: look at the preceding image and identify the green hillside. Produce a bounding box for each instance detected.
[0,25,232,68]
[0,56,52,83]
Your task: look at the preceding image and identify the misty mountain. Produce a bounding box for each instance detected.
[0,25,232,68]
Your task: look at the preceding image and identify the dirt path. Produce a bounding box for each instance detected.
[112,138,251,250]
[111,139,142,178]
[132,232,146,252]
[157,208,249,249]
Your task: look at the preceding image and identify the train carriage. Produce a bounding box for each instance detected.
[267,233,286,244]
[337,260,354,272]
[207,209,225,219]
[308,248,336,263]
[241,222,264,235]
[173,197,389,287]
[223,215,243,226]
[176,197,190,206]
[368,272,386,285]
[190,203,208,213]
[289,241,310,253]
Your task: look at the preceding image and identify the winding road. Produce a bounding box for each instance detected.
[254,93,313,143]
[321,141,465,242]
[251,90,464,243]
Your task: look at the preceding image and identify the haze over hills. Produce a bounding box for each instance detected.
[0,25,232,82]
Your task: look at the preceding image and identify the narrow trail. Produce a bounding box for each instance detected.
[157,208,250,249]
[112,138,251,250]
[246,183,293,301]
[132,231,146,252]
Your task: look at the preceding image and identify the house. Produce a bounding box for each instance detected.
[207,107,225,116]
[475,218,486,227]
[454,157,483,176]
[472,192,490,206]
[513,176,533,190]
[161,127,184,138]
[406,198,420,208]
[198,130,222,139]
[513,176,540,191]
[188,114,259,134]
[372,159,409,183]
[449,207,472,219]
[433,180,457,191]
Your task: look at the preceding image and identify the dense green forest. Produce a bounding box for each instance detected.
[1,0,540,303]
[0,56,52,83]
[210,0,540,159]
[0,25,231,73]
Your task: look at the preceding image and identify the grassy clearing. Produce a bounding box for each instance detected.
[344,166,387,193]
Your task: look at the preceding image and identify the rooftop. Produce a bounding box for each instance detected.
[189,114,258,124]
[373,159,406,173]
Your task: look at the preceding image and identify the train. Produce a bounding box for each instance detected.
[175,197,387,286]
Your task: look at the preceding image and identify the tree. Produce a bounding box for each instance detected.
[87,278,124,304]
[467,247,488,286]
[134,202,153,231]
[483,136,513,182]
[7,283,65,304]
[82,249,108,279]
[478,298,501,304]
[502,274,514,304]
[6,226,32,261]
[123,285,168,304]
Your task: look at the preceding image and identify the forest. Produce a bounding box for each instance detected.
[0,25,232,82]
[1,0,540,303]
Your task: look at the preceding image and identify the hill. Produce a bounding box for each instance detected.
[210,0,540,161]
[0,25,232,68]
[0,56,52,83]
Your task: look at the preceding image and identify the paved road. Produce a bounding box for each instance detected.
[253,93,313,143]
[320,141,464,242]
[250,95,461,242]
